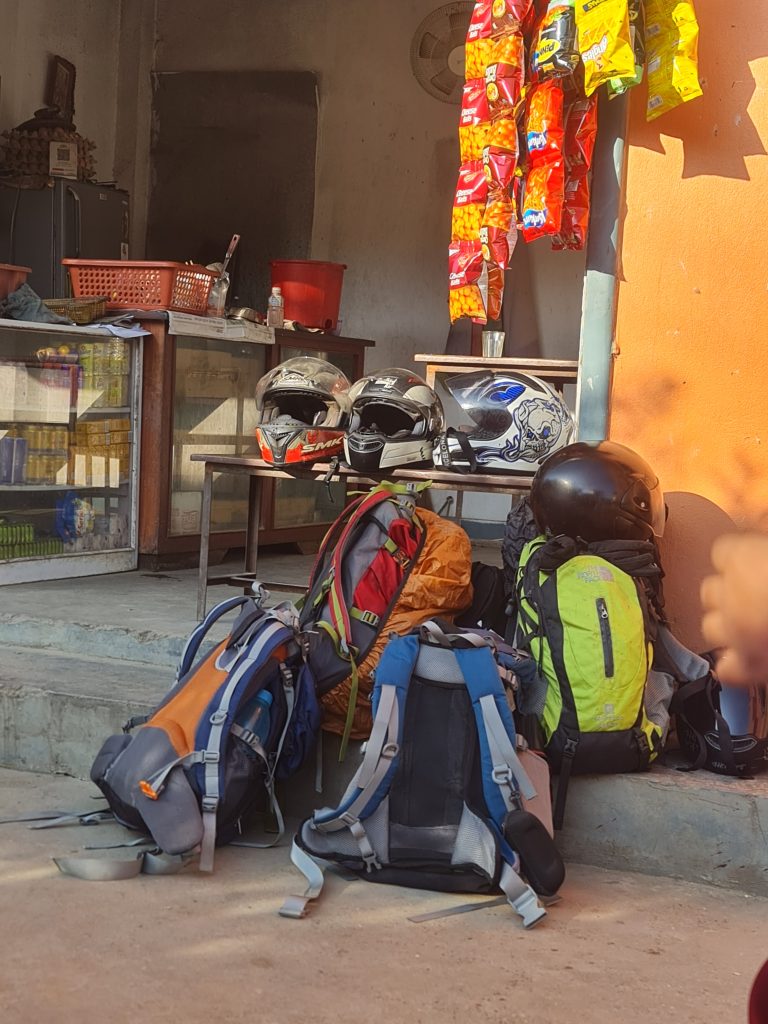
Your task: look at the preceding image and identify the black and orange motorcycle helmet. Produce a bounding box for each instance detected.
[254,357,351,466]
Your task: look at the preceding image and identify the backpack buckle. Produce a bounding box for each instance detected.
[201,796,219,813]
[492,765,514,787]
[209,710,227,726]
[203,751,220,764]
[563,738,578,759]
[381,742,399,760]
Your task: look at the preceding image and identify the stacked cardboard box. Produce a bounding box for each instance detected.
[69,418,131,487]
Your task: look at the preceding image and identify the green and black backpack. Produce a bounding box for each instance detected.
[515,534,668,827]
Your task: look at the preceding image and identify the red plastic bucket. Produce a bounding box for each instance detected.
[270,260,347,331]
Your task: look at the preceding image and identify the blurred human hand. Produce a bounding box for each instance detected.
[701,533,768,687]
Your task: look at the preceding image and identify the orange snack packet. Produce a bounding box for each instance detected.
[449,241,488,323]
[521,159,565,241]
[451,161,489,242]
[525,80,565,166]
[466,0,495,80]
[485,33,525,121]
[459,80,492,163]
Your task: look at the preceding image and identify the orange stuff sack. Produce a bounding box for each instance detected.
[321,508,474,739]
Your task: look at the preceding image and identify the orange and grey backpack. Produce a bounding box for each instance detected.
[87,592,320,874]
[299,481,473,755]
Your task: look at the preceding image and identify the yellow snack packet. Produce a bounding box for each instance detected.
[645,0,702,121]
[574,0,636,97]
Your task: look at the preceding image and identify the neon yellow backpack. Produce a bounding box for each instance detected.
[516,535,666,827]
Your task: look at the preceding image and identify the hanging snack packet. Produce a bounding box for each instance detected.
[466,0,495,81]
[482,187,516,238]
[485,33,526,120]
[480,227,513,320]
[459,80,492,162]
[488,114,520,155]
[645,0,702,121]
[553,173,591,250]
[451,161,489,242]
[449,240,488,323]
[530,0,580,82]
[521,159,565,241]
[491,0,533,36]
[574,0,636,97]
[483,144,518,188]
[564,93,598,172]
[525,80,565,166]
[607,0,646,97]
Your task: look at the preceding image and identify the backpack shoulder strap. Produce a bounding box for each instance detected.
[177,595,255,681]
[453,646,536,819]
[280,632,419,919]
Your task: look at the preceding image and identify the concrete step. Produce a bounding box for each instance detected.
[2,643,767,897]
[0,612,199,669]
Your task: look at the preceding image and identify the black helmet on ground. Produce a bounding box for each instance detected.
[530,440,665,543]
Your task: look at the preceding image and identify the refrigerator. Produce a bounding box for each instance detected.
[0,178,129,298]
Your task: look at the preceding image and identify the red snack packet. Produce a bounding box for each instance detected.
[525,80,565,166]
[485,33,525,120]
[466,0,495,81]
[486,262,505,321]
[483,144,517,188]
[491,0,534,36]
[552,172,591,251]
[449,240,488,323]
[451,161,489,242]
[564,94,598,173]
[482,187,515,238]
[460,80,492,163]
[521,159,565,241]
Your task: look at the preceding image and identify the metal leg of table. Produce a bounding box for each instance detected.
[455,489,465,524]
[196,466,214,621]
[244,474,262,590]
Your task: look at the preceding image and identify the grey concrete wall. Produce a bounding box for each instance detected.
[0,0,124,182]
[152,0,459,369]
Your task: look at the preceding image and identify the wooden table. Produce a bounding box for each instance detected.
[190,454,536,618]
[414,353,579,391]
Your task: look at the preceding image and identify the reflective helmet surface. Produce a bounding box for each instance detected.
[254,356,350,466]
[530,440,666,542]
[344,367,444,472]
[433,370,574,473]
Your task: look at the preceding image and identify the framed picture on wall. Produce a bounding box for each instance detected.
[45,56,76,121]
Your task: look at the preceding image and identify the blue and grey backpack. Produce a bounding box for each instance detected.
[281,622,564,928]
[89,591,320,874]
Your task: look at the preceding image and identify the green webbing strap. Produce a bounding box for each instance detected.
[339,658,359,762]
[350,607,380,628]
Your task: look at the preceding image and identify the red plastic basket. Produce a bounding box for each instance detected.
[62,260,217,313]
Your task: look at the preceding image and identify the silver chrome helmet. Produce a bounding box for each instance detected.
[433,370,574,472]
[254,356,350,466]
[344,368,444,472]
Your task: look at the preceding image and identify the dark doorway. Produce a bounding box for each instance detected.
[147,70,318,311]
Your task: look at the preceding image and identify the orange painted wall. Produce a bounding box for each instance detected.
[610,1,768,648]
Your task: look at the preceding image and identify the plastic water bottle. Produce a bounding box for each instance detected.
[266,286,284,328]
[238,689,273,747]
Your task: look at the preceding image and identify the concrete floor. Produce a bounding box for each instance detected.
[0,550,318,636]
[1,768,767,1024]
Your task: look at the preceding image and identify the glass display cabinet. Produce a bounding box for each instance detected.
[0,319,141,584]
[138,320,372,569]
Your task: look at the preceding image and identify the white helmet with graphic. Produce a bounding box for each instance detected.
[433,370,574,473]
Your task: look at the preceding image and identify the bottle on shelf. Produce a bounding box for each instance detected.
[266,286,284,328]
